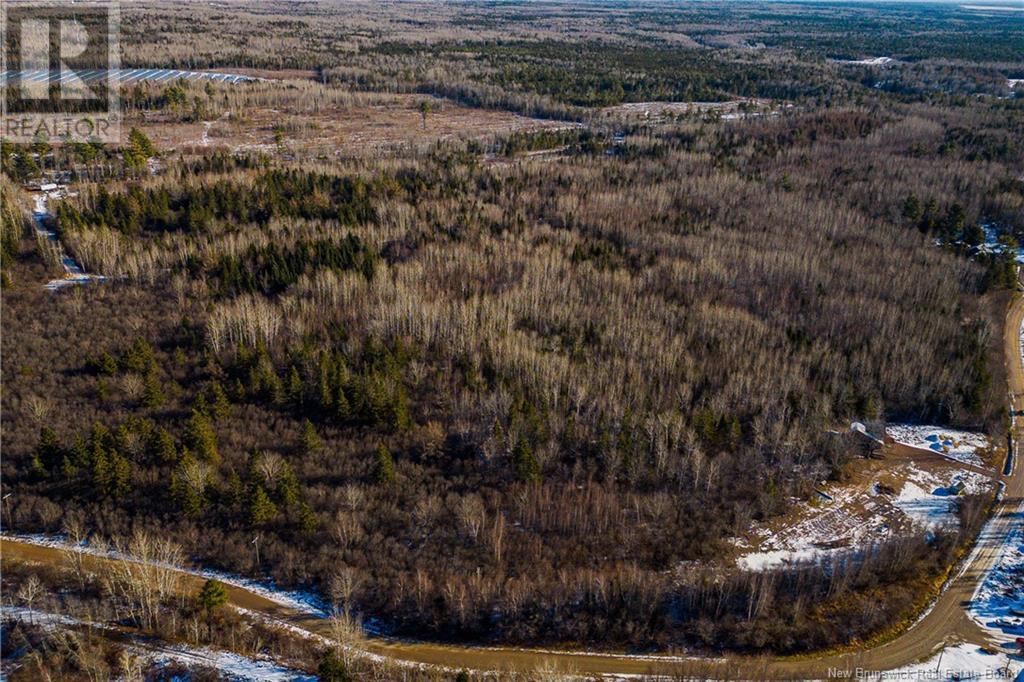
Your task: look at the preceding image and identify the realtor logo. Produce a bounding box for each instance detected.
[1,1,121,143]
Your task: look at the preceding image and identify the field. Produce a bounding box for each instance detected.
[138,91,577,157]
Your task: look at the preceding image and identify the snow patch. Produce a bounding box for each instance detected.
[1,606,314,681]
[737,461,992,570]
[978,222,1024,264]
[887,424,990,468]
[30,192,105,290]
[882,642,1022,680]
[970,501,1024,638]
[147,645,316,682]
[835,56,896,66]
[1,606,114,632]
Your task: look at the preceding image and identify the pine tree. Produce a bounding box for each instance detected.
[318,353,334,410]
[513,438,540,484]
[123,337,155,373]
[286,366,304,407]
[387,389,412,433]
[375,443,395,485]
[299,419,323,457]
[91,444,111,494]
[172,466,203,518]
[142,367,165,409]
[248,485,278,527]
[109,451,132,499]
[224,469,244,508]
[197,578,229,615]
[208,380,231,420]
[317,650,352,682]
[35,427,62,474]
[278,464,300,508]
[298,501,319,535]
[334,384,351,420]
[902,194,922,225]
[98,352,119,376]
[148,426,178,463]
[185,409,219,463]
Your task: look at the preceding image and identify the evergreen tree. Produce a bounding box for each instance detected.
[277,463,300,508]
[298,501,319,535]
[513,438,540,484]
[334,384,351,420]
[207,380,231,420]
[172,464,204,518]
[224,469,245,508]
[299,419,323,457]
[902,194,922,225]
[317,651,352,682]
[185,409,219,463]
[35,427,63,474]
[286,365,304,407]
[123,337,155,373]
[97,352,119,376]
[248,485,278,526]
[91,444,111,494]
[109,451,132,499]
[375,443,395,485]
[125,128,156,169]
[197,578,229,615]
[148,426,177,463]
[142,367,165,408]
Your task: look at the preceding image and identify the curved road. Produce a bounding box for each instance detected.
[4,296,1024,679]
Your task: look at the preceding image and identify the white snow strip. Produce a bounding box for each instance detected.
[146,644,316,681]
[31,191,107,290]
[1,606,314,681]
[834,56,896,66]
[3,533,329,618]
[1,606,114,632]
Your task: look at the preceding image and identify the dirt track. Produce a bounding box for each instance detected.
[4,295,1024,680]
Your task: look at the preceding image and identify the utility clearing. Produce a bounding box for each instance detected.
[31,191,104,291]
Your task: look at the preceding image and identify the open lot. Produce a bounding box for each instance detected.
[736,426,1000,569]
[138,93,576,157]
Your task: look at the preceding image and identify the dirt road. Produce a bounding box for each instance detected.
[5,296,1024,679]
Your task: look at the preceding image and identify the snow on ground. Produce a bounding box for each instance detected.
[0,606,114,632]
[835,56,896,66]
[970,502,1024,639]
[962,4,1024,12]
[893,466,990,531]
[2,533,329,618]
[737,462,992,570]
[880,642,1022,681]
[1,606,315,681]
[148,644,316,681]
[30,192,105,290]
[737,482,885,570]
[979,223,1024,264]
[887,424,990,468]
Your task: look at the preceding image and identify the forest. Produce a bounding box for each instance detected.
[2,0,1023,674]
